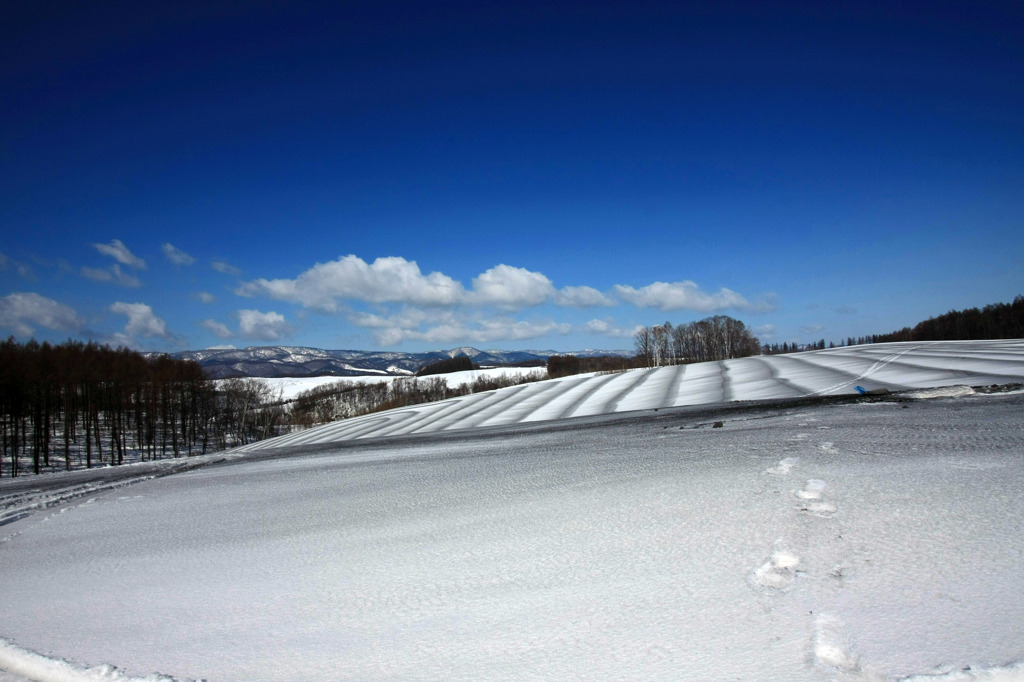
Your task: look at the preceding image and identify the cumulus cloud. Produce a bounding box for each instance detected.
[613,281,776,313]
[108,302,173,348]
[238,309,292,341]
[194,292,215,303]
[231,254,775,348]
[237,255,466,312]
[110,302,171,338]
[201,319,233,339]
[162,242,196,266]
[94,239,145,269]
[581,318,635,338]
[0,292,84,337]
[237,255,617,314]
[348,308,569,347]
[469,265,555,308]
[81,264,142,288]
[554,286,615,308]
[392,318,570,347]
[212,260,242,276]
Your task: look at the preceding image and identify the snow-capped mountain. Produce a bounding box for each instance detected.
[162,346,633,378]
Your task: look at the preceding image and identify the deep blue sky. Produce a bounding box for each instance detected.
[2,1,1022,352]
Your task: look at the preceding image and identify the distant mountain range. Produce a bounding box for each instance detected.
[162,346,633,379]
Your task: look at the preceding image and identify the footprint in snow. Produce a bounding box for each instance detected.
[752,550,801,591]
[766,457,799,476]
[796,479,837,517]
[813,613,862,675]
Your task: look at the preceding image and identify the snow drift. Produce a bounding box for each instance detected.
[2,340,1024,681]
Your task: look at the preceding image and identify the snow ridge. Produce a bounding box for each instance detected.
[0,637,191,682]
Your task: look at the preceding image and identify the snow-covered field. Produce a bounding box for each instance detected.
[240,340,1024,450]
[238,366,546,402]
[2,341,1024,681]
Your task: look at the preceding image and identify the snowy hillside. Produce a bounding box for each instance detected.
[2,340,1024,681]
[249,366,547,401]
[239,340,1024,451]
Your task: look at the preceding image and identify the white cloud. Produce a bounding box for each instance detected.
[201,319,233,339]
[237,256,618,314]
[554,286,615,308]
[0,292,84,337]
[94,239,145,269]
[396,318,570,347]
[237,255,465,312]
[581,318,635,338]
[212,260,242,276]
[81,264,142,288]
[613,281,776,313]
[162,242,196,266]
[348,308,569,347]
[194,292,215,303]
[800,324,826,336]
[108,302,172,348]
[753,324,778,340]
[0,252,34,279]
[470,265,555,308]
[238,309,292,341]
[348,307,430,331]
[110,302,171,338]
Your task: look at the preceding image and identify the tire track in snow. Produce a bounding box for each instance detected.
[858,355,1024,384]
[749,356,809,397]
[766,352,910,396]
[815,344,922,394]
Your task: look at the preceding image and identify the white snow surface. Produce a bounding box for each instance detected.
[240,340,1024,449]
[228,366,545,401]
[2,340,1024,681]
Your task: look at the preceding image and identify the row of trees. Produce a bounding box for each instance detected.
[546,354,639,379]
[761,296,1024,351]
[0,338,286,477]
[634,315,761,367]
[874,296,1024,343]
[416,355,475,376]
[289,371,546,429]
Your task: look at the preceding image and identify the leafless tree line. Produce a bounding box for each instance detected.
[0,338,286,477]
[633,315,761,367]
[289,372,545,428]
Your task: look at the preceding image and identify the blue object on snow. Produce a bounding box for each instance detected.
[854,385,867,395]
